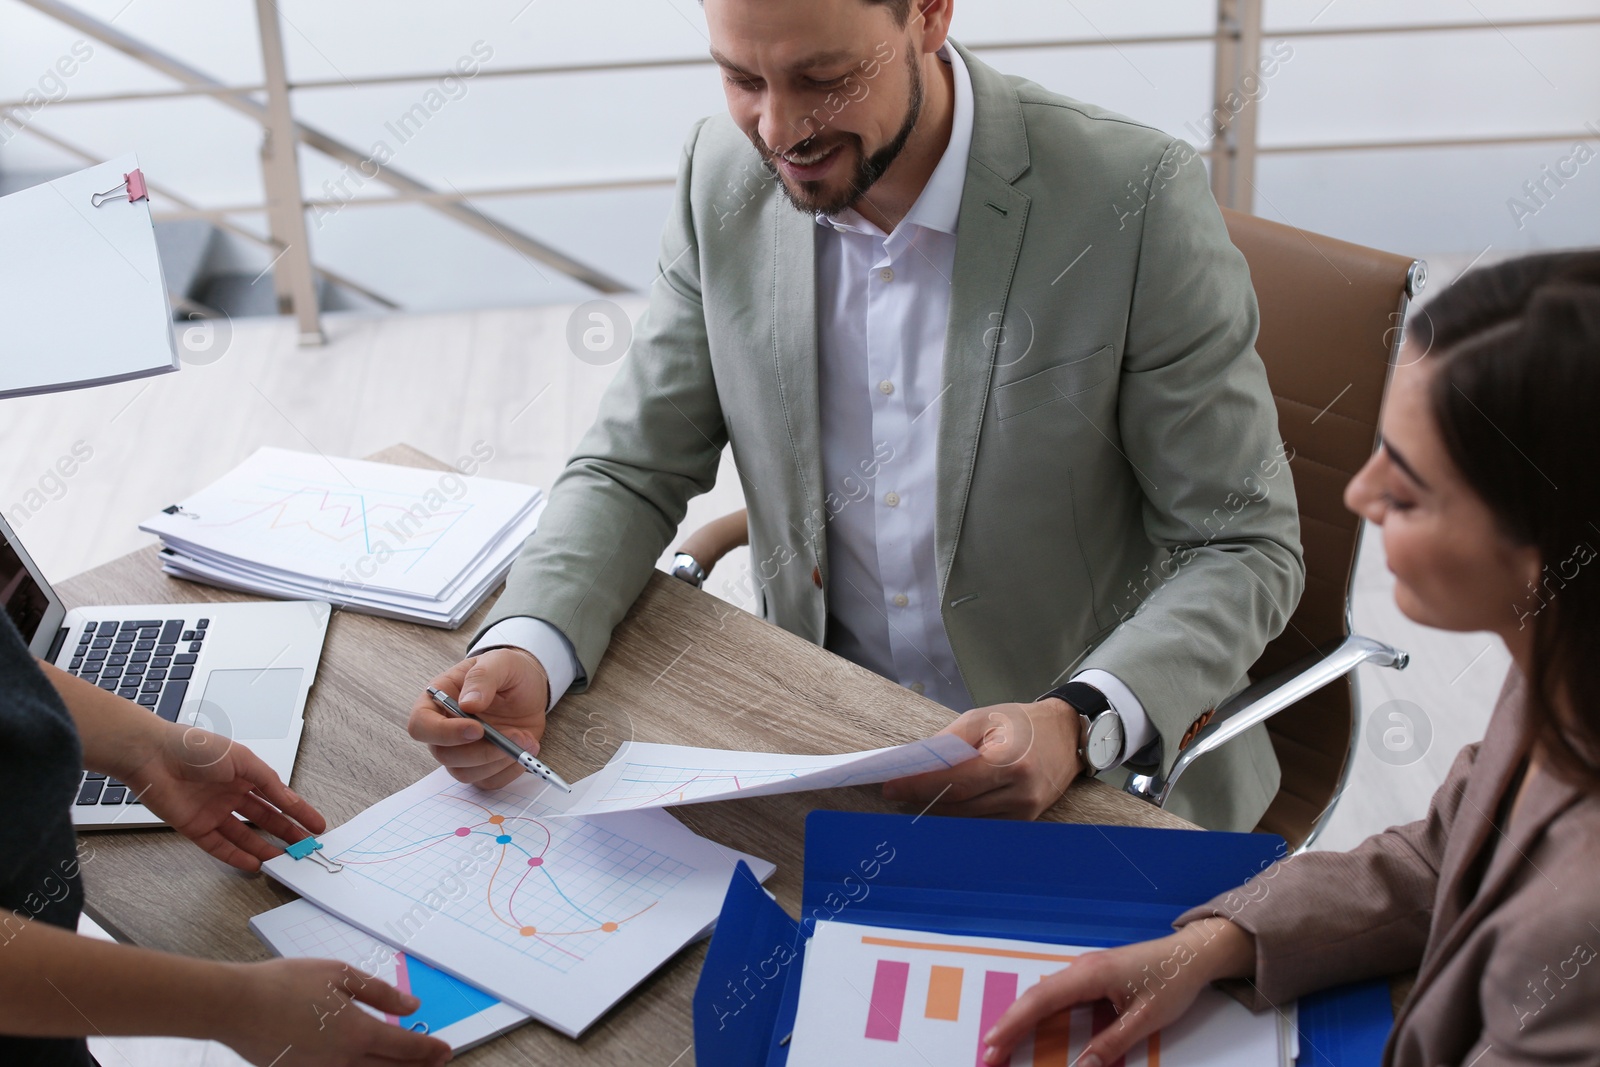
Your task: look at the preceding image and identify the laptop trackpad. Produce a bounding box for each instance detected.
[196,668,303,740]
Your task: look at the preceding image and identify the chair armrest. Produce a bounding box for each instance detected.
[676,508,750,578]
[1123,634,1409,809]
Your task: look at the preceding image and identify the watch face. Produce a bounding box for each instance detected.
[1086,714,1125,771]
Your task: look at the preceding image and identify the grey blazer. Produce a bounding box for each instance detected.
[1180,668,1600,1064]
[479,43,1305,831]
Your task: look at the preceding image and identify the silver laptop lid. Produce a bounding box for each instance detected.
[0,511,68,660]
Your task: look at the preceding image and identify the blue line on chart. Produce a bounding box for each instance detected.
[537,864,603,926]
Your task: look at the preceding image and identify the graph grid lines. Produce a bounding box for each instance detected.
[328,782,694,974]
[599,760,810,806]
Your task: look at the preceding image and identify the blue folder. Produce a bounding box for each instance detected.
[694,811,1392,1066]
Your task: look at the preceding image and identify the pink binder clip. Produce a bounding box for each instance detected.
[91,168,150,207]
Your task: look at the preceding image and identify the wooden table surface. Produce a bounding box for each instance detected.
[63,444,1194,1066]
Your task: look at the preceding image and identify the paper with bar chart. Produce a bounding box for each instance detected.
[250,899,527,1052]
[549,735,980,817]
[785,921,1283,1067]
[263,767,775,1037]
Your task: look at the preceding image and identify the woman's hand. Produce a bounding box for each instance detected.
[119,719,327,871]
[223,958,451,1066]
[981,918,1255,1067]
[39,660,323,869]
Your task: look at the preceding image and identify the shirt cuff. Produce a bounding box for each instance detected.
[469,617,584,710]
[1071,668,1157,767]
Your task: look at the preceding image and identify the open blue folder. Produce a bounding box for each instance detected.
[694,811,1392,1066]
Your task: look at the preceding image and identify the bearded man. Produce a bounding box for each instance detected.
[408,0,1304,832]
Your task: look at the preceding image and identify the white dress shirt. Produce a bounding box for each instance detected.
[473,46,1154,765]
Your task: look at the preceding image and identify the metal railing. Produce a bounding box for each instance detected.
[3,0,1597,343]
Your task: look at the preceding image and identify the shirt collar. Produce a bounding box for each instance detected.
[815,42,974,239]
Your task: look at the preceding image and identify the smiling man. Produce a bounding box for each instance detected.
[408,0,1305,832]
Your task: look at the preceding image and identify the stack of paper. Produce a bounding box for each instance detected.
[141,447,542,628]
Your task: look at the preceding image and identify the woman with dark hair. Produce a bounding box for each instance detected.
[982,250,1600,1067]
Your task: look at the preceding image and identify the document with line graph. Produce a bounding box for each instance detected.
[263,767,776,1037]
[548,734,980,818]
[786,921,1286,1067]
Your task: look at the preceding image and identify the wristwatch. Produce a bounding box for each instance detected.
[1037,680,1125,777]
[670,552,707,588]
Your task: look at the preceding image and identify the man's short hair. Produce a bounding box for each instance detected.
[703,0,914,26]
[865,0,913,23]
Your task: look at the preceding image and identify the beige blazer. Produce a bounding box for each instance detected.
[480,43,1305,831]
[1179,668,1600,1064]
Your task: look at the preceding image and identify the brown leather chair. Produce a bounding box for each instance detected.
[671,209,1426,851]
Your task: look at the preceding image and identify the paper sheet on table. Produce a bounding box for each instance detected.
[549,734,980,817]
[786,920,1285,1067]
[263,767,776,1038]
[250,899,529,1053]
[0,155,178,399]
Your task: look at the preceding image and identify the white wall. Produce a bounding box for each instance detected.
[3,0,1599,309]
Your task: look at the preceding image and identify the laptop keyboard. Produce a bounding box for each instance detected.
[67,616,209,807]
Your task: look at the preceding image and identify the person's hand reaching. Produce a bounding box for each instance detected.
[981,918,1256,1066]
[120,721,326,872]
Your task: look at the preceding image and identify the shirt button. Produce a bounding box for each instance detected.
[884,491,900,507]
[910,681,926,695]
[878,379,895,396]
[879,267,895,282]
[892,593,909,608]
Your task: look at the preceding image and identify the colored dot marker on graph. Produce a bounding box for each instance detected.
[527,857,544,867]
[601,922,619,933]
[496,834,513,844]
[454,827,471,837]
[488,815,505,825]
[519,926,537,936]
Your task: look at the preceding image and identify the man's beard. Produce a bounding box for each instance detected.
[756,53,924,218]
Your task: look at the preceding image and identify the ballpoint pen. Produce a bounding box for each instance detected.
[427,685,573,793]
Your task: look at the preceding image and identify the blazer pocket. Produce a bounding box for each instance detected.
[994,344,1115,421]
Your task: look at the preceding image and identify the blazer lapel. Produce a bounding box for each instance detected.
[935,45,1032,596]
[769,198,826,581]
[1400,672,1582,1020]
[1426,766,1582,972]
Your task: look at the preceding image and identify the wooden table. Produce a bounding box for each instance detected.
[64,444,1195,1065]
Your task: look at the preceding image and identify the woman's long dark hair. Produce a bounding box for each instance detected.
[1409,251,1600,790]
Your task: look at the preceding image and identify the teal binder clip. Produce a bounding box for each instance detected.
[285,836,343,873]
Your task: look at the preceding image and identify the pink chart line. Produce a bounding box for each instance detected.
[608,770,803,807]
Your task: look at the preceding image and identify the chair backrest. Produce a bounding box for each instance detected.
[1220,208,1424,847]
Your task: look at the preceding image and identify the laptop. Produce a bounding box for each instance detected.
[1,512,330,830]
